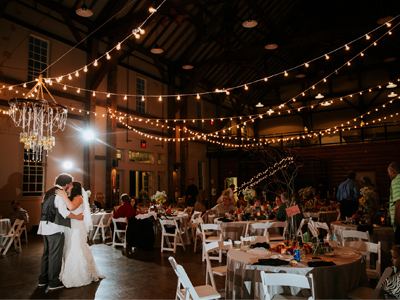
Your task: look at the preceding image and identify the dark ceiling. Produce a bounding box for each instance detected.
[2,0,400,119]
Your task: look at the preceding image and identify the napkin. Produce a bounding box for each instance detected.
[307,261,336,267]
[250,242,270,249]
[253,258,290,266]
[218,217,233,222]
[357,224,373,234]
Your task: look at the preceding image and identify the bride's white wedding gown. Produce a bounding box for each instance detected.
[60,203,105,288]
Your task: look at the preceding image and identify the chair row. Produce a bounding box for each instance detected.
[0,219,26,255]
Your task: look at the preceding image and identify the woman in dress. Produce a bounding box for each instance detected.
[55,181,105,288]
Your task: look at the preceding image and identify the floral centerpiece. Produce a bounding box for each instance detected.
[359,187,378,216]
[243,187,256,202]
[151,191,167,212]
[298,186,315,199]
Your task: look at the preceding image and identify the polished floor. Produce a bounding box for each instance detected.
[0,232,225,299]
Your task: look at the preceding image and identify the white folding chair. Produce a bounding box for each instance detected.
[92,213,112,241]
[204,240,233,291]
[168,256,221,300]
[200,223,223,262]
[240,235,268,244]
[188,211,202,241]
[112,217,128,248]
[265,221,287,242]
[260,271,315,300]
[245,222,268,237]
[0,219,24,255]
[348,266,393,299]
[340,229,370,246]
[160,219,186,253]
[344,240,381,281]
[20,224,28,244]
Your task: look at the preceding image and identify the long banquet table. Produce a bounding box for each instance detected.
[226,242,368,299]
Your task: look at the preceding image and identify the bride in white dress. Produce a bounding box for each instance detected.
[56,181,105,288]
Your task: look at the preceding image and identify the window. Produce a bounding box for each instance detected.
[157,153,165,165]
[197,101,202,128]
[22,151,44,196]
[136,77,146,113]
[28,35,49,82]
[129,151,154,164]
[158,171,165,191]
[130,171,153,201]
[198,161,204,191]
[116,149,123,161]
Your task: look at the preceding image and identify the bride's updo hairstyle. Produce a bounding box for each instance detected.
[69,181,83,200]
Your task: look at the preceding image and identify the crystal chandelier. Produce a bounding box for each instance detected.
[8,75,68,160]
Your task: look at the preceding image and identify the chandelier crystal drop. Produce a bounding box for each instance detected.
[8,75,68,160]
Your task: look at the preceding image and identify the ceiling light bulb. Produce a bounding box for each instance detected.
[139,28,145,34]
[345,45,350,51]
[177,95,181,100]
[315,93,324,99]
[388,91,398,98]
[305,63,309,68]
[94,59,98,66]
[255,102,264,108]
[387,82,397,88]
[158,96,162,101]
[149,7,157,13]
[196,93,200,99]
[141,96,145,101]
[84,66,88,72]
[244,85,249,90]
[116,43,121,50]
[106,52,111,60]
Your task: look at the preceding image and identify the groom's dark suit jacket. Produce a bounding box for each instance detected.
[40,186,71,227]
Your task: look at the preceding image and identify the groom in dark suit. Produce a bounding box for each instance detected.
[37,173,84,291]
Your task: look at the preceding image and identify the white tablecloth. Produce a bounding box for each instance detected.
[0,218,11,244]
[226,242,368,299]
[0,218,11,235]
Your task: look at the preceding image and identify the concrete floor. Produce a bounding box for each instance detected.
[0,233,225,299]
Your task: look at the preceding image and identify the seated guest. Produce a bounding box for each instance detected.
[8,200,29,225]
[94,192,104,209]
[203,196,237,219]
[272,195,282,213]
[381,245,400,299]
[130,197,141,214]
[252,198,265,215]
[113,193,136,229]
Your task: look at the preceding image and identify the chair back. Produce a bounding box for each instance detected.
[345,240,381,277]
[371,267,393,299]
[265,221,287,241]
[112,217,128,229]
[260,271,314,300]
[200,223,222,240]
[160,219,179,234]
[246,222,268,237]
[341,229,370,243]
[7,219,24,236]
[103,213,113,226]
[190,211,202,223]
[296,218,308,242]
[241,235,268,244]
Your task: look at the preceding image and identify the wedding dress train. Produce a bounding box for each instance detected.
[60,203,105,288]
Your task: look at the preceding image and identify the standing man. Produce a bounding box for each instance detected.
[336,171,360,220]
[185,178,199,207]
[38,173,84,290]
[227,184,237,204]
[388,162,400,244]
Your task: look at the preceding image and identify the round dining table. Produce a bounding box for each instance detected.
[330,220,394,272]
[225,242,368,299]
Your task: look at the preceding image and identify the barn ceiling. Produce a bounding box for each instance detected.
[2,0,400,121]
